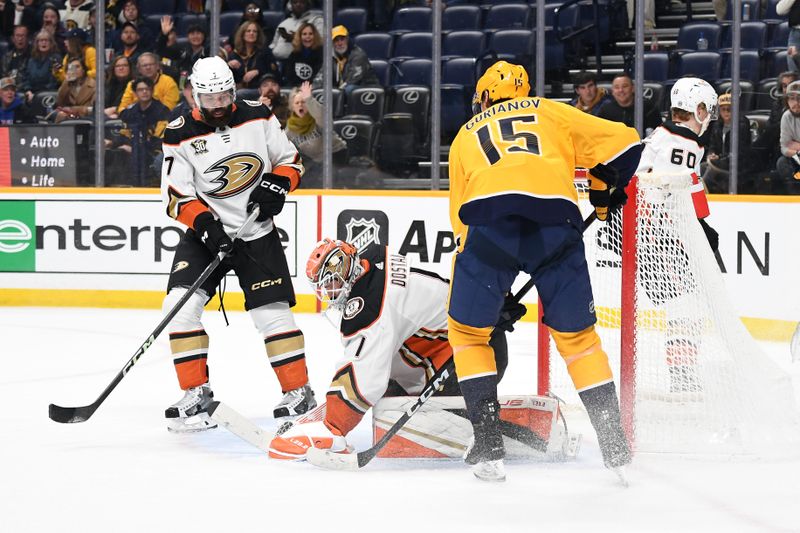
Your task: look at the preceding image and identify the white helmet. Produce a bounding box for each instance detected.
[670,77,718,135]
[191,56,236,126]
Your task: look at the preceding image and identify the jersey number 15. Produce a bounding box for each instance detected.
[476,115,541,165]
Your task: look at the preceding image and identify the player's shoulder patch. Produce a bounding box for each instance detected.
[340,264,387,337]
[167,115,185,129]
[243,99,263,107]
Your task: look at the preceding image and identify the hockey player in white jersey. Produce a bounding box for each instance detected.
[160,56,316,432]
[635,76,720,393]
[268,239,523,459]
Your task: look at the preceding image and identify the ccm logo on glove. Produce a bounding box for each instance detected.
[248,173,291,220]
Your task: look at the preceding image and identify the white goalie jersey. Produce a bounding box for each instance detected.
[160,100,304,239]
[324,247,453,436]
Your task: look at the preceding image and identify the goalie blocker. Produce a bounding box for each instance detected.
[372,394,580,461]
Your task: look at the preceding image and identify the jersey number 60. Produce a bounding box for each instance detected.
[476,115,541,165]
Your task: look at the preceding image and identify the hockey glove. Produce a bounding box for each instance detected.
[698,218,719,253]
[248,173,291,221]
[609,186,628,210]
[589,176,611,221]
[588,162,618,188]
[194,211,234,255]
[495,293,528,332]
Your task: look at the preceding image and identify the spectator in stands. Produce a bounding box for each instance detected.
[40,3,66,52]
[1,0,39,39]
[117,52,180,113]
[775,80,800,190]
[285,80,347,187]
[329,24,379,95]
[777,0,800,71]
[626,0,654,29]
[104,55,133,118]
[115,76,170,186]
[703,93,754,193]
[168,75,195,121]
[598,73,661,135]
[60,0,93,31]
[53,57,95,122]
[158,16,208,83]
[753,71,799,168]
[56,27,95,82]
[225,3,265,55]
[258,71,289,127]
[283,22,322,87]
[270,0,323,60]
[20,29,62,100]
[1,24,30,82]
[228,21,280,89]
[110,0,153,50]
[570,71,612,116]
[114,22,146,66]
[0,76,33,123]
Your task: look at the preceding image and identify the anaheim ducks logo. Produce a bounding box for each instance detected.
[204,153,264,198]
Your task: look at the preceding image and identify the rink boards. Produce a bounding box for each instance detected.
[0,187,798,341]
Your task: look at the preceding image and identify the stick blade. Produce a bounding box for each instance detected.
[49,403,92,424]
[207,401,273,453]
[306,446,363,471]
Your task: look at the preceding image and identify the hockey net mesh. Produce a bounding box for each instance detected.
[544,173,800,456]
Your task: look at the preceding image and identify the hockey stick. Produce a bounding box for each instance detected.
[306,212,599,471]
[48,208,261,424]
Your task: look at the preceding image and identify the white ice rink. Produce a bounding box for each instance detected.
[2,306,799,533]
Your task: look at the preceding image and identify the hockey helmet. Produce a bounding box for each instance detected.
[670,77,718,135]
[306,238,361,309]
[474,60,530,112]
[191,56,237,127]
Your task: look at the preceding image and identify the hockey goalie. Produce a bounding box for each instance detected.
[268,239,578,461]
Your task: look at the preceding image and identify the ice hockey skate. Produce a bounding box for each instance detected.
[273,383,317,418]
[165,384,217,433]
[579,383,631,471]
[464,399,506,482]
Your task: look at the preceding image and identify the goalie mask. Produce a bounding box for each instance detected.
[670,77,718,136]
[191,56,237,128]
[306,238,362,309]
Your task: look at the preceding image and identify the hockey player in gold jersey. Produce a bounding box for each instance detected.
[447,61,643,481]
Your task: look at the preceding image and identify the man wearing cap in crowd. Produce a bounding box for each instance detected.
[259,71,289,128]
[270,0,323,60]
[775,80,800,189]
[115,21,147,65]
[330,24,379,95]
[58,27,96,82]
[0,76,33,124]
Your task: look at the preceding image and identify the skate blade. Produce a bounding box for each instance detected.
[611,466,629,487]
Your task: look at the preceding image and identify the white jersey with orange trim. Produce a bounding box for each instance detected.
[635,120,710,219]
[160,99,304,240]
[324,247,452,436]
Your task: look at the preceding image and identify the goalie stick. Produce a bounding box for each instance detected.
[306,212,599,471]
[48,208,261,424]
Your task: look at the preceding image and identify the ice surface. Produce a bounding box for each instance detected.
[2,307,799,532]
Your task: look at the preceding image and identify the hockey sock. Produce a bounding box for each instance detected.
[170,329,209,390]
[265,330,308,392]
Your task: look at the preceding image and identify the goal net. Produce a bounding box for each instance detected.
[538,172,800,456]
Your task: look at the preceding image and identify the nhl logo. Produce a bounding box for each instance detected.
[191,139,208,154]
[345,217,381,252]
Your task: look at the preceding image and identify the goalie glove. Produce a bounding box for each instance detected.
[268,420,350,461]
[247,173,291,221]
[193,211,234,255]
[495,293,527,332]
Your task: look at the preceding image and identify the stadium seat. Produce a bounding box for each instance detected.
[483,4,530,33]
[334,118,376,160]
[763,0,782,22]
[175,13,208,36]
[442,57,478,88]
[390,6,433,34]
[29,91,58,119]
[262,11,285,32]
[138,0,174,16]
[312,88,344,117]
[440,84,470,142]
[720,21,767,51]
[442,31,486,60]
[723,0,760,20]
[143,14,164,40]
[766,21,789,51]
[389,85,431,144]
[543,3,580,32]
[766,49,789,78]
[715,80,755,111]
[442,5,482,32]
[675,22,722,52]
[642,52,670,81]
[487,29,534,66]
[480,0,527,5]
[392,58,432,86]
[222,0,250,10]
[354,33,393,60]
[370,59,391,86]
[375,112,419,172]
[345,87,386,122]
[220,12,243,38]
[721,50,762,85]
[675,51,721,80]
[642,82,666,112]
[334,8,368,36]
[393,32,433,60]
[754,77,779,112]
